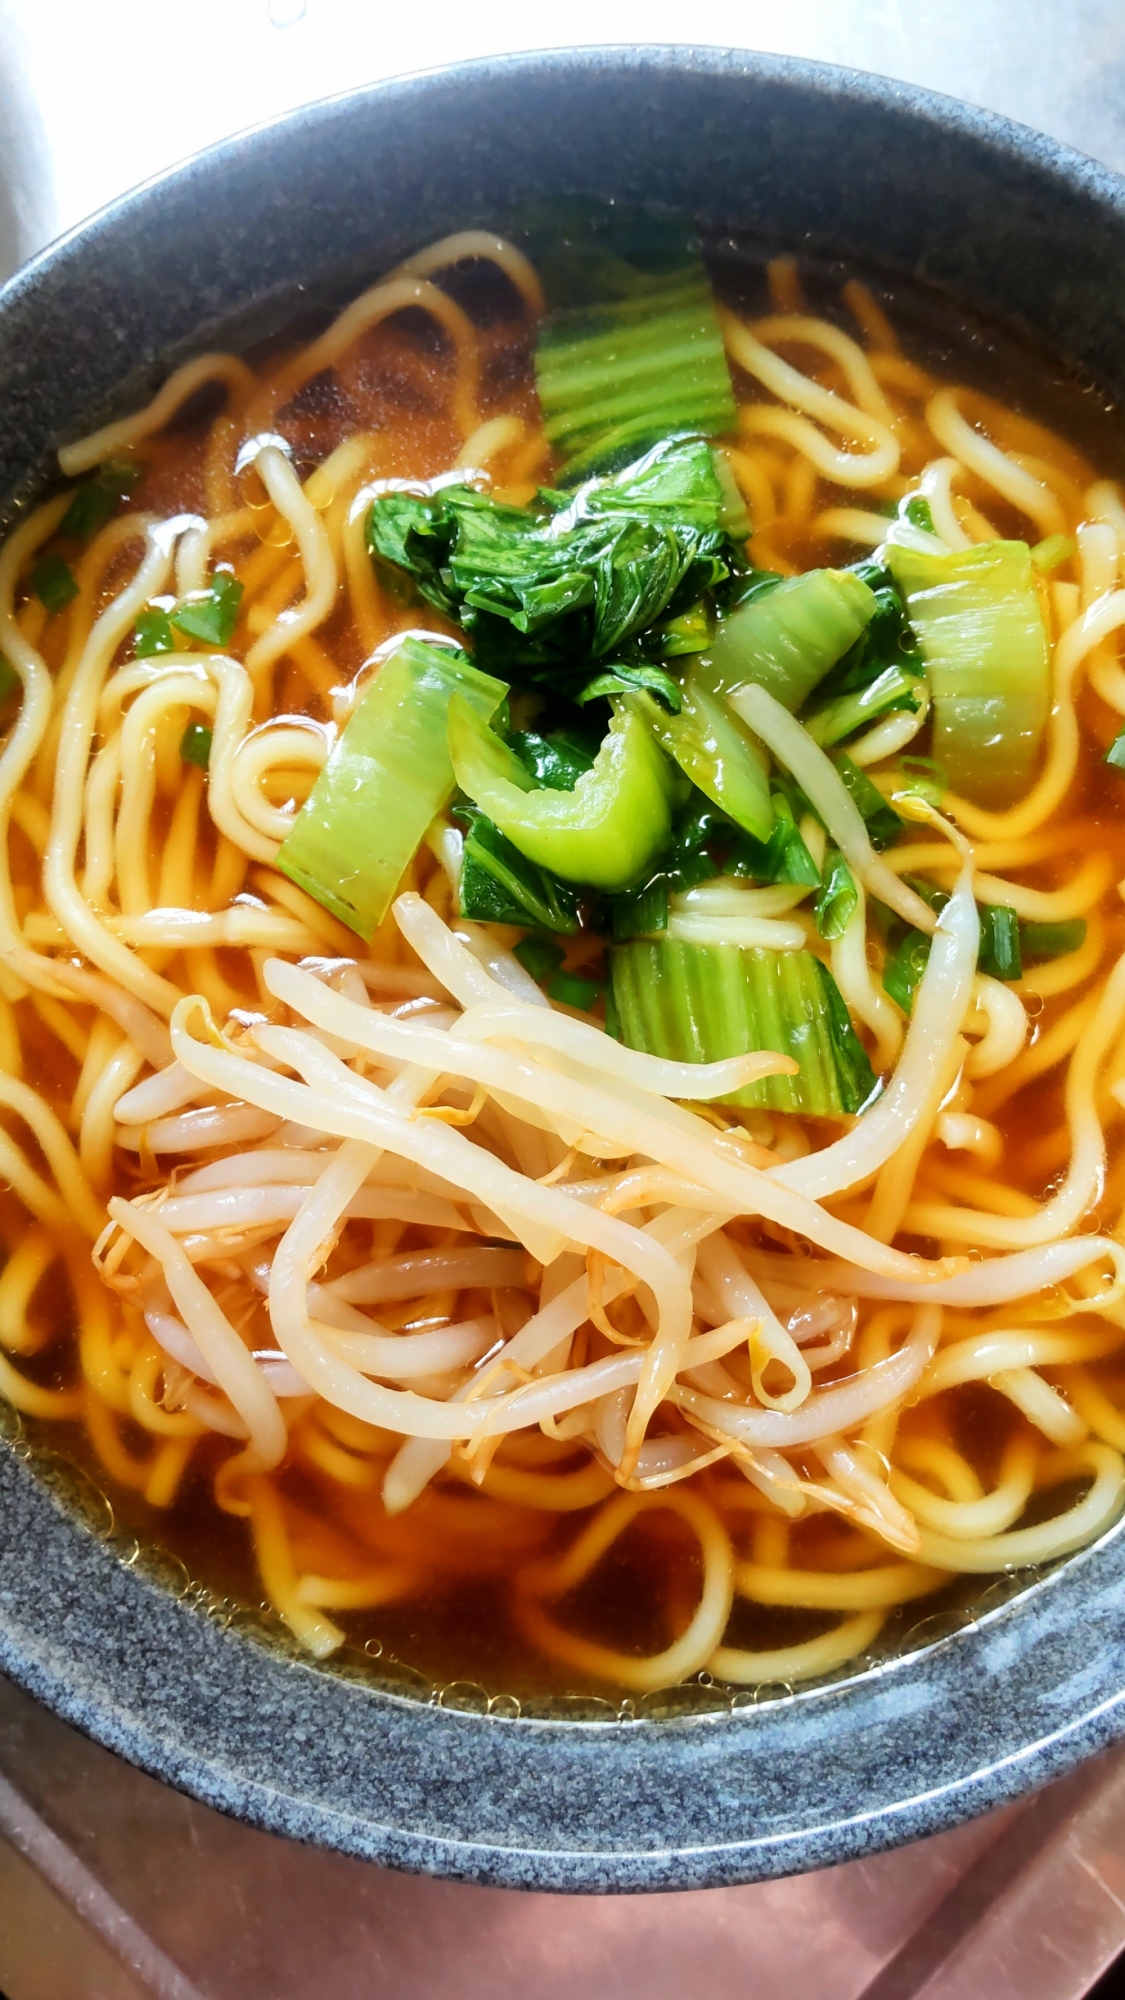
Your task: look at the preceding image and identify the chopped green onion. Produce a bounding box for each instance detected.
[610,940,877,1115]
[977,904,1021,981]
[30,553,78,614]
[887,540,1050,808]
[834,755,905,851]
[179,723,213,771]
[170,572,244,647]
[1031,534,1075,574]
[628,669,773,841]
[277,638,508,940]
[883,927,932,1016]
[814,847,858,941]
[448,694,675,893]
[1020,918,1087,966]
[457,810,582,934]
[60,458,142,541]
[548,969,603,1011]
[513,936,566,983]
[881,886,1064,1004]
[134,609,175,657]
[603,981,622,1040]
[535,264,736,482]
[803,662,922,748]
[1105,725,1125,773]
[707,567,879,712]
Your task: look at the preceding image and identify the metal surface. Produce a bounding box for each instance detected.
[1,1668,1125,2000]
[1,0,1125,1991]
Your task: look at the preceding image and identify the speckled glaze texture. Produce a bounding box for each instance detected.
[2,47,1125,1893]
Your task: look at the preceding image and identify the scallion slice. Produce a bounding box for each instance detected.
[170,572,243,647]
[30,553,78,615]
[134,609,175,658]
[180,723,213,771]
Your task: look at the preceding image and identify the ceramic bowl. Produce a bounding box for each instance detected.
[2,47,1125,1891]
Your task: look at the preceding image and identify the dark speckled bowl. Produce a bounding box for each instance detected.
[2,47,1125,1892]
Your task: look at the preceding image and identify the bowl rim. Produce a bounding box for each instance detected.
[2,41,1125,1893]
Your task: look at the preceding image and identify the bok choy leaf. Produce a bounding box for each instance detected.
[367,438,746,700]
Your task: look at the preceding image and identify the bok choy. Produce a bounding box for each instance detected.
[276,638,507,939]
[886,540,1050,807]
[610,940,877,1114]
[448,694,675,892]
[535,263,737,482]
[367,438,746,701]
[706,566,880,712]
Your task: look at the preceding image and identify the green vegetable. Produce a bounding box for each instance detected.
[367,437,745,698]
[977,904,1021,981]
[886,540,1050,808]
[456,809,582,934]
[627,669,773,841]
[180,723,213,771]
[896,754,947,809]
[879,885,1079,1012]
[548,969,603,1011]
[535,263,736,482]
[726,790,821,888]
[277,639,507,940]
[814,847,858,941]
[30,553,78,615]
[609,795,723,940]
[170,572,243,647]
[134,609,175,657]
[513,936,566,983]
[0,657,19,707]
[509,730,596,790]
[1031,534,1075,574]
[576,661,683,711]
[1020,918,1087,965]
[834,754,905,851]
[1105,725,1125,774]
[883,926,932,1016]
[900,495,936,535]
[448,694,674,892]
[60,458,141,541]
[803,662,922,748]
[610,940,877,1114]
[706,567,879,712]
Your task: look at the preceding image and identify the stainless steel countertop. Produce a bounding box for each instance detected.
[2,5,1125,1996]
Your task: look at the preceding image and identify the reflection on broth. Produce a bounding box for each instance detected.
[2,221,1125,1704]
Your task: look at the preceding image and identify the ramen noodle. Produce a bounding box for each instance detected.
[1,223,1125,1701]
